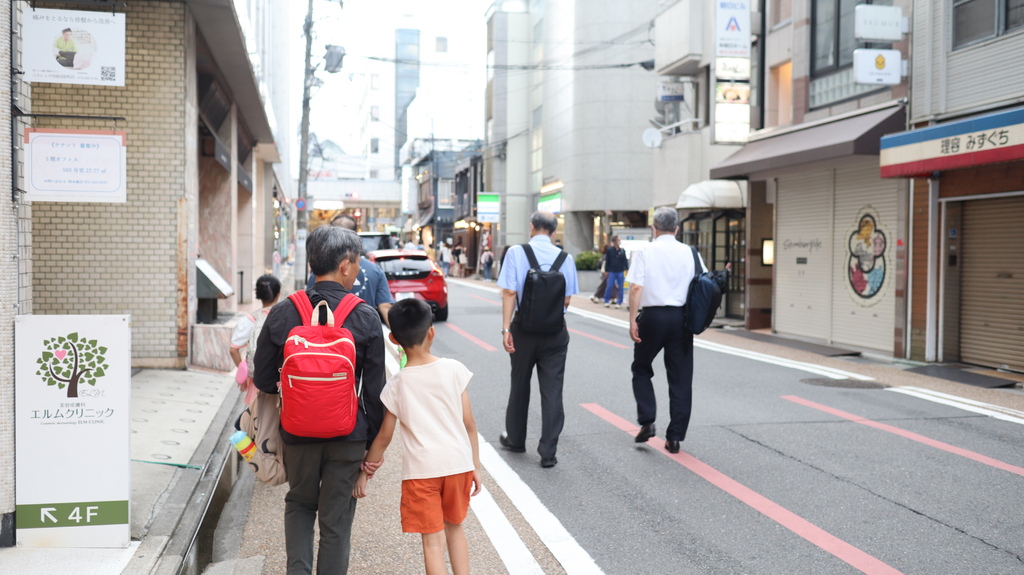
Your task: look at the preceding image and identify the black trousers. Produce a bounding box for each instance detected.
[631,306,694,441]
[506,320,569,459]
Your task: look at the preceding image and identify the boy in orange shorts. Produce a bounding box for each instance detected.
[353,298,482,575]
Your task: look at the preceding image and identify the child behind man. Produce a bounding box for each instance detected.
[354,298,481,575]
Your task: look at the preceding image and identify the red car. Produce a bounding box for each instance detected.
[367,249,449,321]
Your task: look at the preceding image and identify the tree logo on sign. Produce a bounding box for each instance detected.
[36,332,110,398]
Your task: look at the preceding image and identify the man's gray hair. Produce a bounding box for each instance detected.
[530,210,558,234]
[307,225,361,276]
[652,206,679,232]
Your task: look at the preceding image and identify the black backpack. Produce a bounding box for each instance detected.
[683,245,729,335]
[516,244,569,334]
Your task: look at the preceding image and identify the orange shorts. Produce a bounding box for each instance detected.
[400,471,474,533]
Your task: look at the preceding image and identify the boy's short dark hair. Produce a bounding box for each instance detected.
[388,299,433,348]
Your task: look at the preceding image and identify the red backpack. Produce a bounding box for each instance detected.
[279,292,363,438]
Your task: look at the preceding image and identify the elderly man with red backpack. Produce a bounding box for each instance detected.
[254,225,386,575]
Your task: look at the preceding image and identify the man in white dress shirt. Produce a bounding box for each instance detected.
[625,207,706,454]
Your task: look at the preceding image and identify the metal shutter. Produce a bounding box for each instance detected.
[959,196,1024,372]
[830,160,898,354]
[775,169,833,341]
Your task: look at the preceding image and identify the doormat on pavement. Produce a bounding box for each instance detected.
[906,365,1018,389]
[730,330,861,357]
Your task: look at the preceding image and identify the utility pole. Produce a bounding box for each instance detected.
[295,0,315,291]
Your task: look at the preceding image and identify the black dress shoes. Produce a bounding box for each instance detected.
[635,423,656,443]
[665,439,680,454]
[540,456,557,468]
[499,432,526,453]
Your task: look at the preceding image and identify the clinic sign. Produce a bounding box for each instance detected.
[23,8,126,86]
[25,129,127,203]
[16,315,131,548]
[714,0,751,144]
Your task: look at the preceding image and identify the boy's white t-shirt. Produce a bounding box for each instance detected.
[379,357,475,480]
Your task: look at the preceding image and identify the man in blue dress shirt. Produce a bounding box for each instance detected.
[496,211,579,468]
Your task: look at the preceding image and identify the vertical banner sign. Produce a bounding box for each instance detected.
[16,315,131,548]
[25,129,128,203]
[714,1,752,144]
[22,8,126,86]
[477,193,500,223]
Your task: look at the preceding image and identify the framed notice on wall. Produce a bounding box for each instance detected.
[25,129,127,203]
[15,315,131,548]
[22,8,126,86]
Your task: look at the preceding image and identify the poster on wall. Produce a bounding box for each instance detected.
[25,128,127,203]
[22,8,126,86]
[845,207,891,306]
[15,315,131,548]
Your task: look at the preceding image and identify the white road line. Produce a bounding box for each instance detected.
[888,386,1024,426]
[469,486,546,575]
[478,435,605,575]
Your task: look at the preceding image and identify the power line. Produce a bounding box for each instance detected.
[359,54,649,71]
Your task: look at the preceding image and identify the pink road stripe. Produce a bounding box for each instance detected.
[782,395,1024,478]
[567,327,630,349]
[582,403,903,575]
[466,293,501,306]
[444,323,498,352]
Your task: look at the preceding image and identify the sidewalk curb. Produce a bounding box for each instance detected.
[123,385,245,575]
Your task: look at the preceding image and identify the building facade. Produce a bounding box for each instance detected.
[711,0,912,355]
[1,0,290,542]
[879,0,1024,372]
[485,0,661,256]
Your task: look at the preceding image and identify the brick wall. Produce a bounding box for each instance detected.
[30,2,188,366]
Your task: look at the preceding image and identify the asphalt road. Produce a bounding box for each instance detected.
[437,280,1024,575]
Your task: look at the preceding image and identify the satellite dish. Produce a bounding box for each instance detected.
[642,128,663,149]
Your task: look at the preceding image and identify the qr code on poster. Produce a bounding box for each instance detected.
[101,67,116,81]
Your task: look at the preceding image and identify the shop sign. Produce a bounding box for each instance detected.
[15,315,131,548]
[22,8,126,87]
[537,191,562,214]
[715,1,751,58]
[477,192,500,223]
[853,49,901,86]
[658,82,686,102]
[854,4,904,42]
[25,129,127,203]
[715,57,751,81]
[880,106,1024,177]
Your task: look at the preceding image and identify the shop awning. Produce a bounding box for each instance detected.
[415,208,435,229]
[710,105,906,179]
[676,180,747,209]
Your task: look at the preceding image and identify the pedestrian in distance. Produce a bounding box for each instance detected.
[229,273,281,406]
[438,239,453,277]
[354,298,482,575]
[602,235,629,309]
[254,225,387,575]
[626,206,706,454]
[497,211,579,468]
[480,247,495,281]
[307,214,395,327]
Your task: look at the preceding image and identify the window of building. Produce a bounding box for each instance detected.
[438,179,454,207]
[369,169,379,179]
[371,74,379,89]
[811,0,892,77]
[770,0,792,26]
[370,106,379,121]
[768,62,792,127]
[954,0,1024,48]
[370,138,379,154]
[436,37,448,52]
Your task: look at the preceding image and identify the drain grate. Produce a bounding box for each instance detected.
[800,378,888,389]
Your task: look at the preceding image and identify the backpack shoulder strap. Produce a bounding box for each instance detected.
[288,292,313,326]
[332,293,365,326]
[521,243,541,270]
[552,250,568,273]
[690,245,705,276]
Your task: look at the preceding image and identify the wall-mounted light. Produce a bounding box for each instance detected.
[761,239,774,266]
